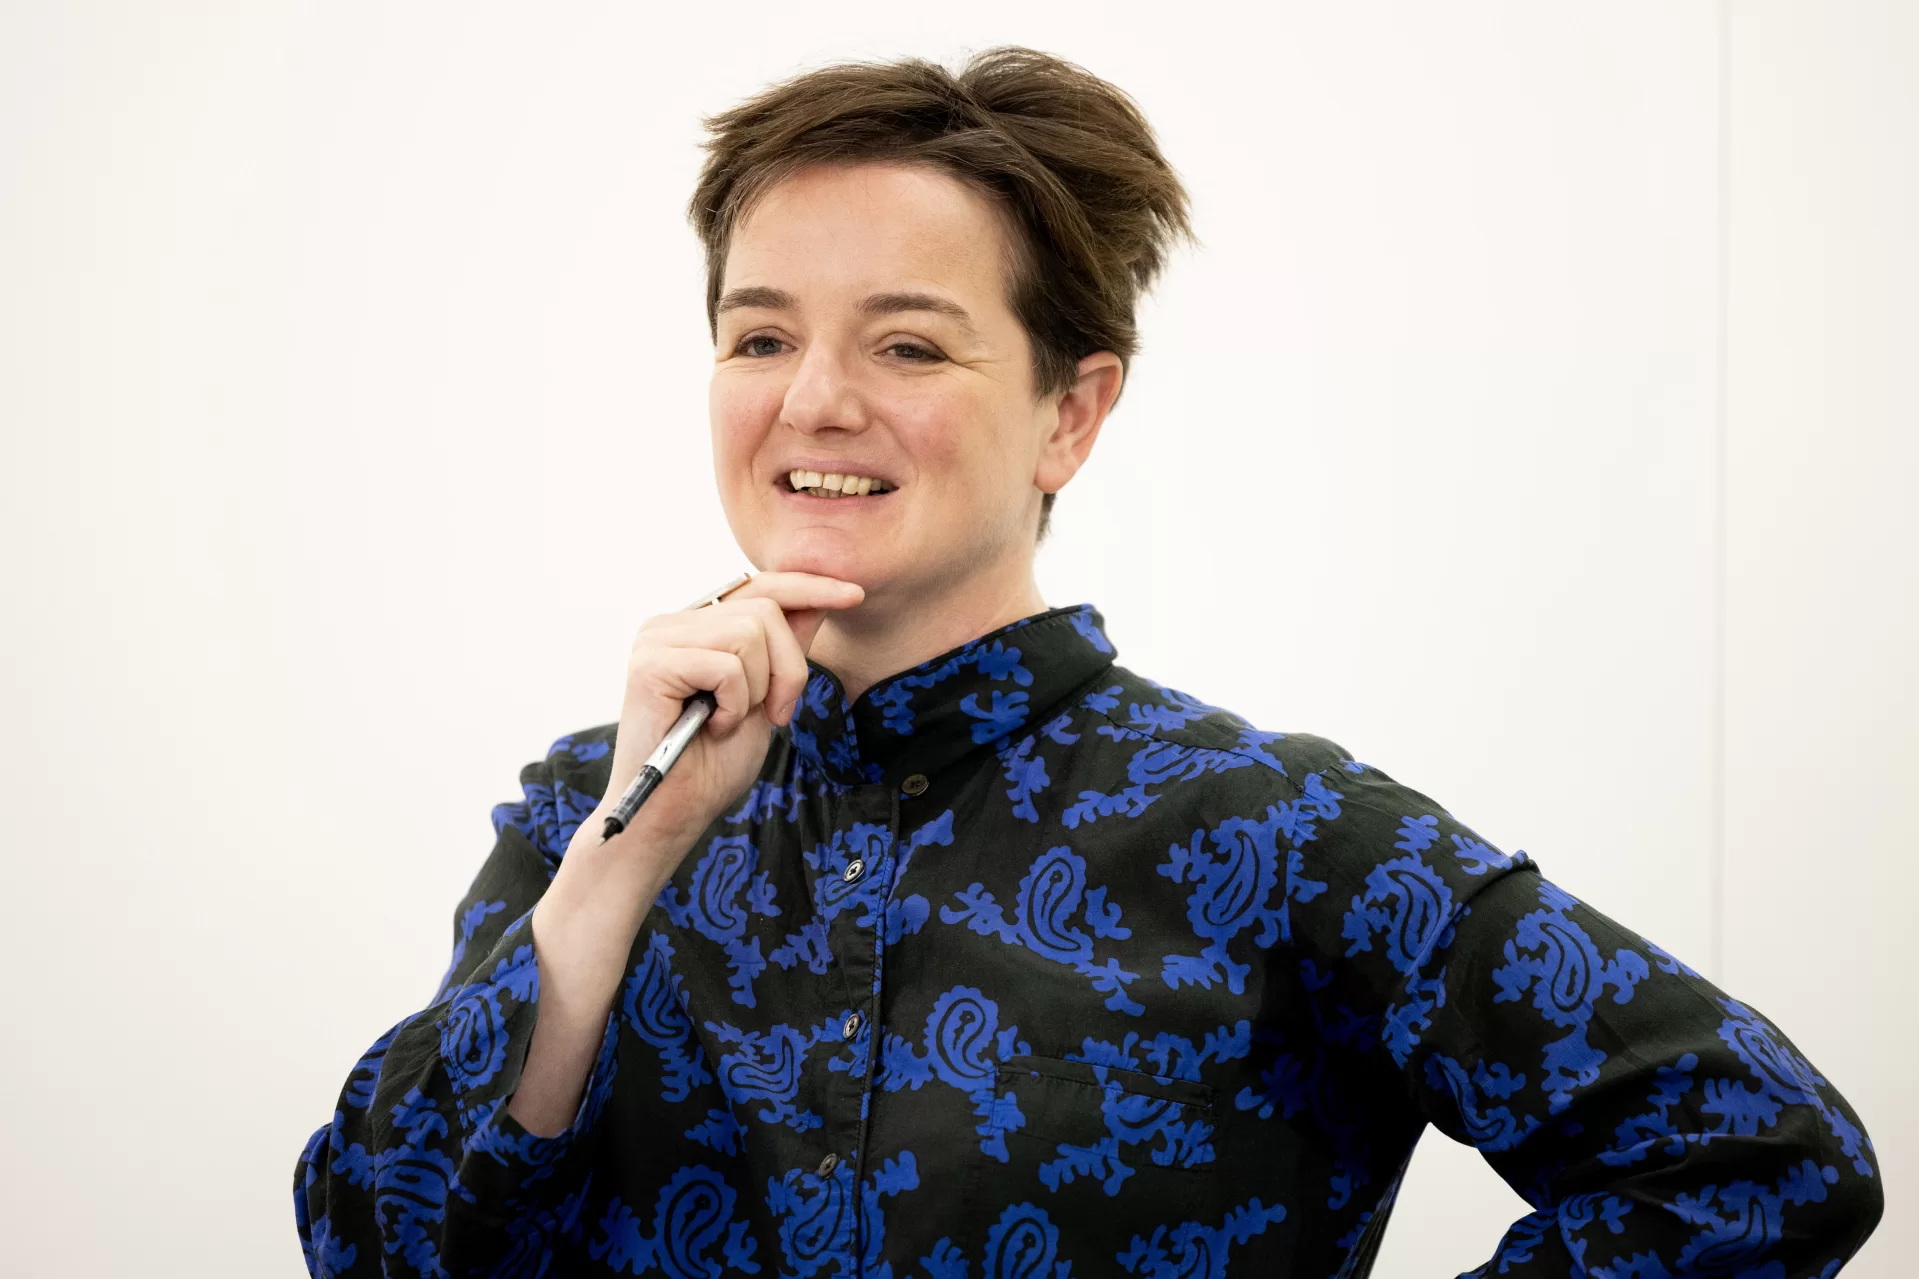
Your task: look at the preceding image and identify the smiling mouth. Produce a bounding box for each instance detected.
[783,469,895,499]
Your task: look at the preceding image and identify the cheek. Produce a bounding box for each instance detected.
[709,376,781,472]
[881,389,1017,494]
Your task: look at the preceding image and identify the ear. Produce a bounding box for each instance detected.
[1034,352,1124,495]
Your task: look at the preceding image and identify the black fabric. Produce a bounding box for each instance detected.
[295,603,1881,1277]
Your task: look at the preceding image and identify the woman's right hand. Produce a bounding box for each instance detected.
[576,570,864,873]
[510,571,859,1139]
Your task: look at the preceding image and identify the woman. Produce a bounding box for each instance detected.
[295,47,1880,1277]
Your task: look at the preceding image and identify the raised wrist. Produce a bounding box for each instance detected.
[531,872,649,988]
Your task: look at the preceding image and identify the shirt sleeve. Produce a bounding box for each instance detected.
[1302,747,1883,1277]
[291,731,620,1278]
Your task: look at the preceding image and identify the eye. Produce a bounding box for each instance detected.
[885,341,945,363]
[733,334,786,358]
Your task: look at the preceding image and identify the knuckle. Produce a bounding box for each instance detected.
[626,640,659,674]
[702,609,753,647]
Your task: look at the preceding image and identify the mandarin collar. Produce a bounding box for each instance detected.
[787,603,1117,788]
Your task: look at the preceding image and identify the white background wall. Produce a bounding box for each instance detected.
[0,2,1908,1274]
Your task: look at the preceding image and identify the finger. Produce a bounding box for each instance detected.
[730,609,773,715]
[640,575,860,640]
[752,596,811,726]
[719,571,864,615]
[647,578,856,654]
[645,647,753,733]
[641,609,777,714]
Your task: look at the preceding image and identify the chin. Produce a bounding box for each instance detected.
[760,532,886,588]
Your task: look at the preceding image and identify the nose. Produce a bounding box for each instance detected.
[780,341,869,437]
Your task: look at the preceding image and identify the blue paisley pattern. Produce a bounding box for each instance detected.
[706,1018,846,1133]
[296,604,1881,1276]
[1161,789,1336,995]
[659,832,782,1007]
[943,844,1142,1013]
[588,1165,761,1276]
[1035,1025,1251,1193]
[1118,1198,1289,1278]
[880,985,1033,1160]
[621,932,713,1106]
[1490,879,1651,1112]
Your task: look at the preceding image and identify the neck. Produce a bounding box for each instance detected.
[807,563,1048,704]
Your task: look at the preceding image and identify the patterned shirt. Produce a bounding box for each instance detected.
[295,603,1881,1277]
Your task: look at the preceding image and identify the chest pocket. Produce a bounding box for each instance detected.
[1001,1055,1215,1160]
[975,1052,1221,1225]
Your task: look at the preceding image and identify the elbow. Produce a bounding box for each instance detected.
[294,1115,368,1278]
[1818,1154,1885,1257]
[292,1122,327,1274]
[294,1118,329,1216]
[1851,1172,1887,1244]
[1789,1113,1885,1257]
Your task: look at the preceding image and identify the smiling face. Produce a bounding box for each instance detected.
[709,162,1112,612]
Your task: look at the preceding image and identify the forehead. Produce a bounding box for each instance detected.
[723,162,1016,304]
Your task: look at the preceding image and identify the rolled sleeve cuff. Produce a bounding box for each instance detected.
[432,909,620,1196]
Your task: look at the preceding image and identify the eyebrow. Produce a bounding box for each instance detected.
[715,287,979,337]
[859,291,979,336]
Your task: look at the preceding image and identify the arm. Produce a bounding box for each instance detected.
[292,732,626,1278]
[292,574,859,1276]
[1410,870,1878,1275]
[1321,758,1883,1275]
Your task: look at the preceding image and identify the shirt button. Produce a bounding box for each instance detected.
[842,1011,863,1040]
[816,1152,838,1176]
[901,773,929,797]
[842,858,865,884]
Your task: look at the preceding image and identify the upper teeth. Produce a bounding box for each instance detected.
[788,470,891,496]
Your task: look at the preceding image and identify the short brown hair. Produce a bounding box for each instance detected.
[688,46,1194,541]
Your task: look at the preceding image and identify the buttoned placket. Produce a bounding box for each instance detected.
[815,775,906,1273]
